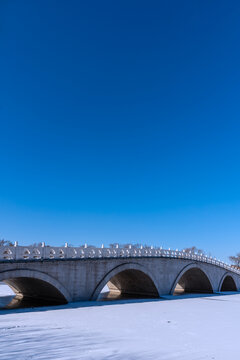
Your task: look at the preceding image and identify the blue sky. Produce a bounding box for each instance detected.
[1,0,240,261]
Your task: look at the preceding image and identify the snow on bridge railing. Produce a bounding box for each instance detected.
[0,243,239,275]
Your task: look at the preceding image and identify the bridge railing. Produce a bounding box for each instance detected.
[0,244,239,275]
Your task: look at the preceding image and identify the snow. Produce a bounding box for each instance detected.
[0,282,239,359]
[0,282,15,308]
[0,282,14,295]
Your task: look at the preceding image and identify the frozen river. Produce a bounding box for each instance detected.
[0,283,239,359]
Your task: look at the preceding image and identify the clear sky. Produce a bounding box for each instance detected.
[1,1,240,262]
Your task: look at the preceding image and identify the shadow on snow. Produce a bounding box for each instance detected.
[0,291,239,315]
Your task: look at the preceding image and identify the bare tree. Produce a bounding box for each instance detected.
[132,244,142,249]
[0,238,14,246]
[109,243,119,248]
[182,246,205,255]
[123,243,133,249]
[78,244,96,248]
[229,253,240,267]
[31,242,43,247]
[109,243,142,249]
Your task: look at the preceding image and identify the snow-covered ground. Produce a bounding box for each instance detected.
[0,282,239,360]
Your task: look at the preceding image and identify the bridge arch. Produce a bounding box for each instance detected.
[0,269,71,307]
[219,273,237,292]
[171,263,213,295]
[91,263,160,300]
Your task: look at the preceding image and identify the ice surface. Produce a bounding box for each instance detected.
[0,289,239,359]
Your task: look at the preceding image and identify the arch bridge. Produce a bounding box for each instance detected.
[0,244,239,308]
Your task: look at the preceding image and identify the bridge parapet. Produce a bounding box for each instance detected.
[0,244,238,276]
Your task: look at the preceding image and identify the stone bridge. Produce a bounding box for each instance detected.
[0,244,239,308]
